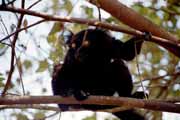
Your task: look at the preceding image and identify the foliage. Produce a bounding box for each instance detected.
[83,114,96,120]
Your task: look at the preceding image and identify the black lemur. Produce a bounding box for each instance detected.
[52,29,147,120]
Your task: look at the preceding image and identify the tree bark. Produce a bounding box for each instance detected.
[89,0,179,42]
[0,96,179,113]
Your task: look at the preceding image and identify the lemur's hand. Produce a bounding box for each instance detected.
[142,31,152,41]
[74,90,90,101]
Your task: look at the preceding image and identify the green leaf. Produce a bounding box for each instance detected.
[0,73,4,87]
[51,0,60,12]
[34,112,45,119]
[71,23,88,33]
[0,43,5,49]
[23,60,32,69]
[0,77,4,81]
[49,46,63,63]
[105,17,119,24]
[36,59,48,72]
[12,113,28,120]
[148,12,161,25]
[62,0,73,13]
[163,12,170,21]
[49,22,63,35]
[81,6,94,18]
[83,114,96,120]
[47,33,57,44]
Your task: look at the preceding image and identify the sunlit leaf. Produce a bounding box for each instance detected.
[0,73,4,87]
[81,6,94,18]
[34,112,45,119]
[12,113,28,120]
[51,0,60,12]
[62,0,73,13]
[23,60,32,69]
[48,22,63,35]
[36,59,48,72]
[49,46,63,63]
[47,33,57,44]
[0,77,4,81]
[83,114,96,120]
[0,44,5,49]
[23,19,28,27]
[163,11,170,21]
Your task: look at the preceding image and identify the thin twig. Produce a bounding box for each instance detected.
[134,72,180,84]
[134,42,148,99]
[2,0,25,96]
[0,16,12,43]
[0,19,45,44]
[27,0,42,9]
[14,54,25,95]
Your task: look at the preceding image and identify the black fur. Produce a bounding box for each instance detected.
[52,29,145,119]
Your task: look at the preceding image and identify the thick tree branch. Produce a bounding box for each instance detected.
[88,0,179,42]
[0,6,180,57]
[0,96,179,113]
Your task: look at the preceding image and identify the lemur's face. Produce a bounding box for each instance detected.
[67,29,114,63]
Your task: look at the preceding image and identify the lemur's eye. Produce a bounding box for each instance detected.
[82,40,90,47]
[71,43,76,49]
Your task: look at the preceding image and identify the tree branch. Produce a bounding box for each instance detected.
[134,72,180,84]
[2,0,25,96]
[0,6,180,57]
[0,19,45,42]
[88,0,179,42]
[0,96,179,113]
